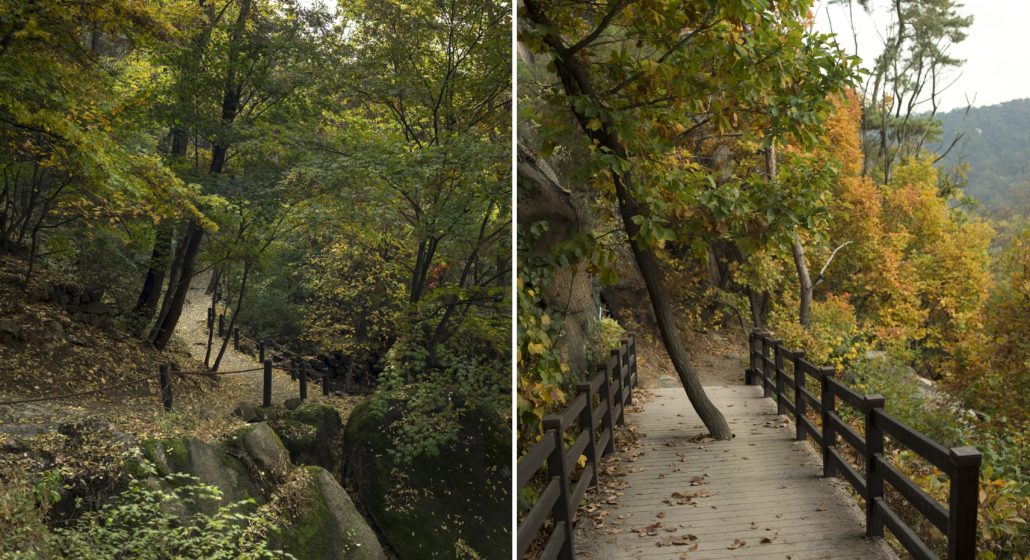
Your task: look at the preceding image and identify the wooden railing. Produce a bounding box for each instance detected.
[516,334,638,560]
[747,330,981,560]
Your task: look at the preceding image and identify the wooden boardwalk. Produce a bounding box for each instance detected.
[574,385,894,560]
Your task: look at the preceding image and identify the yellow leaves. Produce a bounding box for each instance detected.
[527,342,547,355]
[586,118,602,131]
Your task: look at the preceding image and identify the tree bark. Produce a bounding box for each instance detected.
[524,0,731,438]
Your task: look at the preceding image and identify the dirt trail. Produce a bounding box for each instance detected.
[1,272,360,444]
[635,330,749,389]
[164,271,362,429]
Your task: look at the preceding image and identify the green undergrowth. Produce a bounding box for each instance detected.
[1,470,292,560]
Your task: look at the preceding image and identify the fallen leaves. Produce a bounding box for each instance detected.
[727,538,746,549]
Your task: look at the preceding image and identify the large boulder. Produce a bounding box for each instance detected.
[142,437,262,513]
[237,422,290,475]
[278,466,387,560]
[344,399,510,559]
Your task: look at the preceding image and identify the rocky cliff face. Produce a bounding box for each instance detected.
[517,142,602,374]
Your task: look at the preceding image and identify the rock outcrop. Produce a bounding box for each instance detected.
[142,436,262,513]
[277,466,388,560]
[141,420,384,560]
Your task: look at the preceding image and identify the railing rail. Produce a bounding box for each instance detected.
[516,334,637,560]
[746,330,981,560]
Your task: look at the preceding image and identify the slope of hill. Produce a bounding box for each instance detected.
[934,98,1030,216]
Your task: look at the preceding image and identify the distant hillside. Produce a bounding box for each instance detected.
[933,98,1030,217]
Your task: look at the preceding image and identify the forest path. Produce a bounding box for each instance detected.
[175,272,359,419]
[574,384,895,559]
[0,269,358,445]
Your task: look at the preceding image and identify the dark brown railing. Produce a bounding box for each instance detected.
[747,330,981,560]
[516,334,638,560]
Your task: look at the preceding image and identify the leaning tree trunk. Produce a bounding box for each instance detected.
[212,261,250,371]
[152,220,203,350]
[611,173,732,439]
[132,222,174,336]
[520,4,731,438]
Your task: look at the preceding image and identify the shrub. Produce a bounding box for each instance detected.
[2,470,294,560]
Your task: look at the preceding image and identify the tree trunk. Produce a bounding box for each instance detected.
[152,220,203,350]
[523,0,731,438]
[767,142,813,328]
[148,226,188,343]
[204,266,221,368]
[212,261,250,371]
[613,175,732,439]
[791,233,813,328]
[132,222,174,336]
[748,289,770,330]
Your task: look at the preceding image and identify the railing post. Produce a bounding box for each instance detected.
[207,307,214,330]
[542,419,575,560]
[864,394,886,538]
[262,359,272,408]
[258,341,266,363]
[820,367,837,478]
[621,338,632,406]
[299,361,308,401]
[610,348,624,425]
[598,362,616,454]
[775,344,786,415]
[629,333,638,392]
[761,337,772,398]
[159,363,172,411]
[793,351,806,441]
[947,446,982,560]
[218,313,225,337]
[233,327,240,350]
[576,382,599,488]
[745,330,756,385]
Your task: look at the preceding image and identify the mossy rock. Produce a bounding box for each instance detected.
[277,466,387,560]
[141,436,263,514]
[232,422,291,475]
[344,399,511,559]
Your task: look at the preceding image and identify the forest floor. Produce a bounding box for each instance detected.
[0,256,362,475]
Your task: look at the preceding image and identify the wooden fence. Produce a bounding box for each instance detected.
[747,330,981,560]
[206,304,345,393]
[516,334,637,560]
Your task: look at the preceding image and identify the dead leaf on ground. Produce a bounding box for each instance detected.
[727,539,746,549]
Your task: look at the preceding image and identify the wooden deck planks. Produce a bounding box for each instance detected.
[574,385,894,559]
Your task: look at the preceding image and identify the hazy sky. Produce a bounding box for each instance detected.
[812,0,1030,112]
